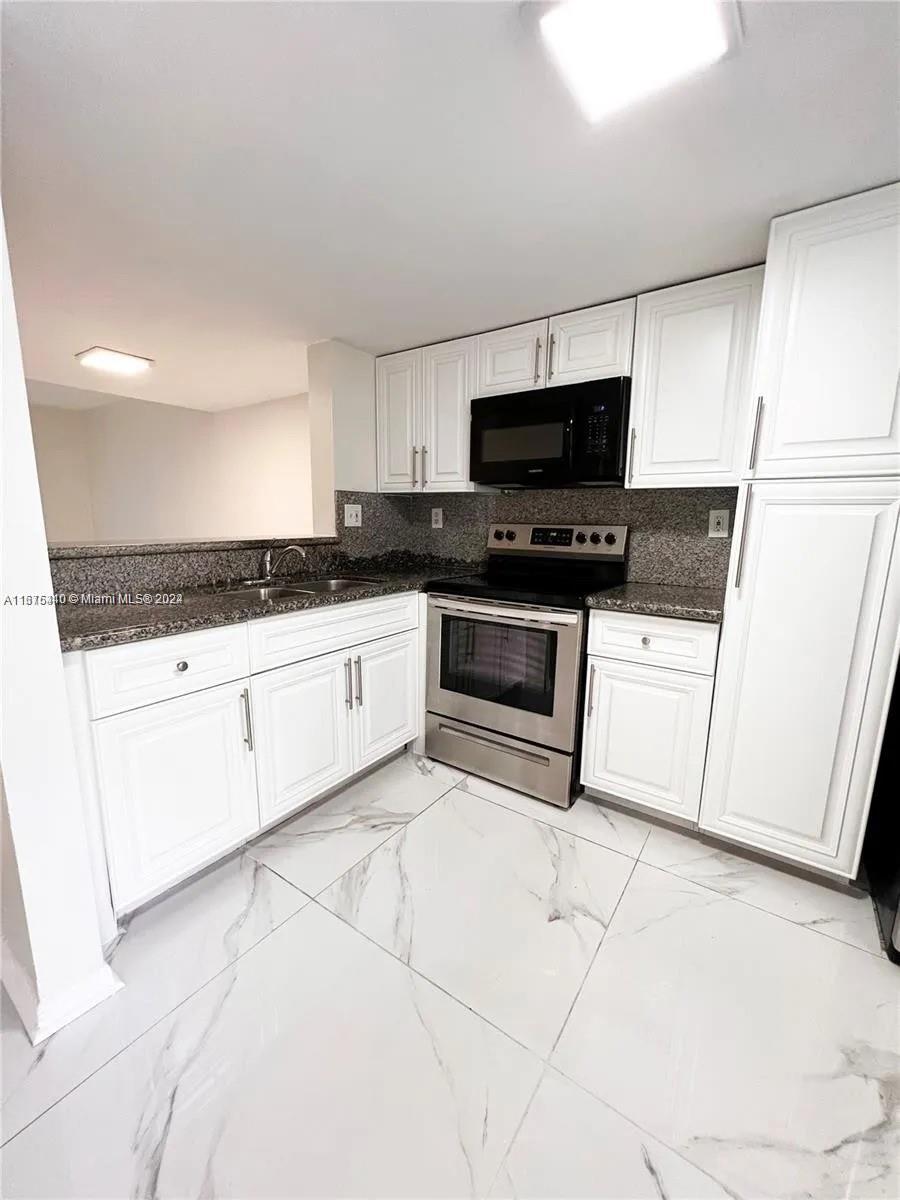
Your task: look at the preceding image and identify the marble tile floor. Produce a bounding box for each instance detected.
[2,756,896,1199]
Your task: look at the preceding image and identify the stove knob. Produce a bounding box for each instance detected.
[575,532,587,544]
[604,532,617,545]
[493,529,505,541]
[589,532,602,545]
[505,529,517,541]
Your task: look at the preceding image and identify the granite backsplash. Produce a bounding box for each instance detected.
[49,487,737,594]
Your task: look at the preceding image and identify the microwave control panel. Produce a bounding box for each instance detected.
[487,524,628,559]
[584,405,612,457]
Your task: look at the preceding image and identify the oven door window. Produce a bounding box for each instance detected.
[439,614,557,717]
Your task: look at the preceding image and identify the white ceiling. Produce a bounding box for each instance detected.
[3,1,898,410]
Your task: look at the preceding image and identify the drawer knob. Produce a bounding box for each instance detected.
[176,660,189,672]
[641,636,651,647]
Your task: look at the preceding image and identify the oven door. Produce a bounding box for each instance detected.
[469,393,574,486]
[426,595,584,752]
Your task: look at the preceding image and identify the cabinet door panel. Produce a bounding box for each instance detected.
[422,337,476,491]
[548,299,635,386]
[701,479,900,876]
[252,650,354,827]
[94,680,258,912]
[752,184,900,477]
[581,658,713,821]
[352,631,418,771]
[376,349,421,491]
[629,268,763,488]
[476,319,548,395]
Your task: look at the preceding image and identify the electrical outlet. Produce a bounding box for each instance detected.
[708,509,729,538]
[431,507,444,529]
[343,504,362,528]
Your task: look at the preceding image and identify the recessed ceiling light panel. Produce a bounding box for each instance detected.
[76,346,154,376]
[540,0,737,123]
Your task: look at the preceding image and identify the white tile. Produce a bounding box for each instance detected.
[319,788,634,1056]
[641,823,883,955]
[1,854,306,1145]
[490,1068,732,1198]
[459,773,651,860]
[246,752,464,895]
[1,905,541,1200]
[553,863,900,1200]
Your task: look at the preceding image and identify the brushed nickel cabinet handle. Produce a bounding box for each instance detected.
[628,429,637,484]
[734,487,752,589]
[240,688,254,752]
[533,338,541,384]
[344,657,353,709]
[548,333,556,380]
[176,660,189,672]
[411,445,417,488]
[420,445,427,489]
[747,396,764,472]
[641,636,651,647]
[587,662,597,718]
[355,655,363,707]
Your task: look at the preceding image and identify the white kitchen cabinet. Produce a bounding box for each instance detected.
[376,349,421,491]
[351,631,419,770]
[93,679,259,913]
[377,340,475,492]
[476,319,548,395]
[251,649,354,827]
[582,657,713,822]
[547,299,635,387]
[750,183,900,479]
[628,267,764,488]
[422,337,477,491]
[700,478,900,877]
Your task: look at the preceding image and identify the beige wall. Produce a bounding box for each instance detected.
[28,386,316,544]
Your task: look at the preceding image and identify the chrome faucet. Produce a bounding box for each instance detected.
[262,544,307,580]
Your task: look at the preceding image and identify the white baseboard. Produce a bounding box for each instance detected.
[2,938,122,1045]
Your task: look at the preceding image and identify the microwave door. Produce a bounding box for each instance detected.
[470,404,573,486]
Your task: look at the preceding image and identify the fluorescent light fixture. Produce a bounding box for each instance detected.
[76,346,154,376]
[540,0,734,122]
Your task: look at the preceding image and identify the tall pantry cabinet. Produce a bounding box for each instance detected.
[700,183,900,879]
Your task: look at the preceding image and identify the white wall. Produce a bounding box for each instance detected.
[1,207,119,1043]
[28,386,315,543]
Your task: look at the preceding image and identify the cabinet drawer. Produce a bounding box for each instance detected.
[587,610,719,675]
[86,624,250,719]
[249,593,418,674]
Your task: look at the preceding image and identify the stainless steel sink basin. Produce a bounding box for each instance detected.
[296,577,378,593]
[224,585,312,601]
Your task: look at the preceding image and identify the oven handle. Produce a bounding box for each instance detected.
[429,596,580,629]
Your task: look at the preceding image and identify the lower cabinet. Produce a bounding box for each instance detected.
[252,649,355,827]
[581,657,713,822]
[253,629,419,828]
[94,680,259,912]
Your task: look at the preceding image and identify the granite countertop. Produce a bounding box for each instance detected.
[585,582,726,623]
[56,556,481,652]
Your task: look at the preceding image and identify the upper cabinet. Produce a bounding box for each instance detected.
[750,183,900,479]
[547,299,635,387]
[422,337,477,492]
[627,267,764,489]
[376,339,476,493]
[476,319,548,395]
[376,349,421,492]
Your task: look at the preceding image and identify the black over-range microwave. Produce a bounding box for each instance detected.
[469,377,630,487]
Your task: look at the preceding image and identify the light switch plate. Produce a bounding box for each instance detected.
[431,508,444,529]
[344,504,362,528]
[708,509,729,538]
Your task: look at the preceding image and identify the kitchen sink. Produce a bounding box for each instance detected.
[223,585,313,601]
[295,577,378,593]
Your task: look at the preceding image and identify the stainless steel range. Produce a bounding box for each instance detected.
[425,523,627,808]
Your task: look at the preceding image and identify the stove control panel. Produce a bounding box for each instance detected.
[487,524,627,559]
